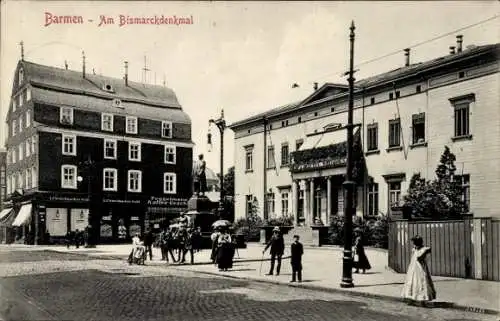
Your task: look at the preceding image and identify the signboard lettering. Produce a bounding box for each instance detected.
[147,196,188,207]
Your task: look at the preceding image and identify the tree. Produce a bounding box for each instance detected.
[403,146,465,219]
[222,166,235,196]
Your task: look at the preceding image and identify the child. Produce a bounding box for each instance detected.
[402,235,436,304]
[290,235,304,283]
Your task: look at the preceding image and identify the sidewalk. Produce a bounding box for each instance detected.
[27,243,499,315]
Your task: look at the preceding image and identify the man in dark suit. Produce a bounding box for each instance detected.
[290,235,304,283]
[263,226,285,276]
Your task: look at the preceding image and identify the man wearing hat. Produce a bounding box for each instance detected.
[262,226,285,276]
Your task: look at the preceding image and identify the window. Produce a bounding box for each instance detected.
[245,147,253,171]
[104,139,117,159]
[281,192,289,216]
[267,145,275,169]
[314,112,318,117]
[281,143,290,166]
[367,123,378,151]
[298,116,302,123]
[129,142,141,161]
[12,98,17,112]
[25,139,30,157]
[126,116,138,134]
[62,134,76,156]
[395,91,400,98]
[389,182,402,209]
[12,120,16,136]
[295,139,304,151]
[459,71,465,79]
[164,145,176,164]
[25,168,31,189]
[18,68,24,86]
[31,167,38,188]
[18,115,23,132]
[452,97,472,137]
[18,94,23,108]
[388,118,401,147]
[61,165,77,189]
[25,110,31,128]
[331,107,335,113]
[18,144,24,161]
[416,85,422,93]
[266,193,275,217]
[367,183,379,216]
[18,172,23,189]
[455,174,470,213]
[11,149,16,164]
[103,168,118,191]
[101,113,114,132]
[162,121,172,138]
[370,97,375,105]
[412,113,426,144]
[60,107,74,125]
[389,92,394,100]
[163,172,176,194]
[11,176,16,191]
[128,170,142,192]
[245,195,253,217]
[31,135,37,154]
[26,88,31,101]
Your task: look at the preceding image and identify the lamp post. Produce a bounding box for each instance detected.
[208,109,226,219]
[78,154,96,248]
[340,20,356,288]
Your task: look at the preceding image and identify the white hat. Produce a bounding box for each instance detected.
[273,226,280,232]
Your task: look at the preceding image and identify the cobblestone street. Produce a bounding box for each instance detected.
[0,247,495,321]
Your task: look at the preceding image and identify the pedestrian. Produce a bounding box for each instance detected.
[262,226,285,276]
[353,229,371,274]
[74,229,80,249]
[65,231,72,249]
[210,228,221,265]
[182,228,195,264]
[164,227,177,263]
[216,228,232,271]
[143,228,154,261]
[159,228,168,261]
[193,226,202,253]
[402,235,436,305]
[290,235,303,283]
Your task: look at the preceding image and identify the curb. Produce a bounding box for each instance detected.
[171,267,499,316]
[44,249,498,316]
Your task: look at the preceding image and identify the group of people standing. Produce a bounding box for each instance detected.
[65,229,86,249]
[210,227,236,271]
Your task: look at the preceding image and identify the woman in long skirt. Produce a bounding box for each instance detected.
[402,235,436,304]
[216,230,232,271]
[353,231,371,274]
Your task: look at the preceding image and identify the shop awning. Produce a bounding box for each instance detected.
[0,208,12,220]
[298,127,352,151]
[12,204,32,227]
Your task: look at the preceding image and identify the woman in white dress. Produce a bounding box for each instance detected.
[402,235,436,304]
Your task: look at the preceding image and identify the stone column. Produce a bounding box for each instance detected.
[302,180,308,227]
[310,179,315,225]
[326,176,332,226]
[292,180,299,226]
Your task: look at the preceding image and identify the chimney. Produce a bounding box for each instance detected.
[124,61,129,86]
[82,51,86,78]
[313,82,319,91]
[449,46,456,55]
[404,48,410,66]
[64,60,68,70]
[456,35,463,53]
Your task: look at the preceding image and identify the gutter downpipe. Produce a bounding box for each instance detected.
[263,116,268,222]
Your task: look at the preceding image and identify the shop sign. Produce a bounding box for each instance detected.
[131,216,139,221]
[102,198,141,204]
[147,196,188,207]
[291,156,347,173]
[48,195,88,202]
[102,215,112,221]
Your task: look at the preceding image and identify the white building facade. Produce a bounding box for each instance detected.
[230,41,500,226]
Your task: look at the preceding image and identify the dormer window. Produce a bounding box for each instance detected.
[162,121,172,138]
[60,107,74,125]
[101,113,114,132]
[18,68,24,86]
[103,83,114,92]
[126,116,138,134]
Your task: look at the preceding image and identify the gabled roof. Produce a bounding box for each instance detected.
[229,43,499,130]
[17,60,182,109]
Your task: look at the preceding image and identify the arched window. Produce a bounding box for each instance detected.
[18,68,24,86]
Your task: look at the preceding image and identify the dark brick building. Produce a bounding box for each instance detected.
[3,59,193,244]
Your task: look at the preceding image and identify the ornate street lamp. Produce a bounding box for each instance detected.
[208,109,226,219]
[78,154,96,248]
[340,20,356,288]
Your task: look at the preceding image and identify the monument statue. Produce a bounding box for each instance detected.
[193,154,207,196]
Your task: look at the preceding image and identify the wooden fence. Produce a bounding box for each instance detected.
[388,217,499,281]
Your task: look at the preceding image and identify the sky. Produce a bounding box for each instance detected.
[1,1,498,173]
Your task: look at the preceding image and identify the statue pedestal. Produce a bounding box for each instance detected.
[187,194,213,214]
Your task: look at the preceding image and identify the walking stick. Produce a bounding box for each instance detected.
[258,252,265,275]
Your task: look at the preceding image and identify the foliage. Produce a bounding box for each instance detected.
[403,146,465,219]
[292,142,348,165]
[233,197,262,242]
[327,215,388,249]
[222,166,235,197]
[265,214,294,227]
